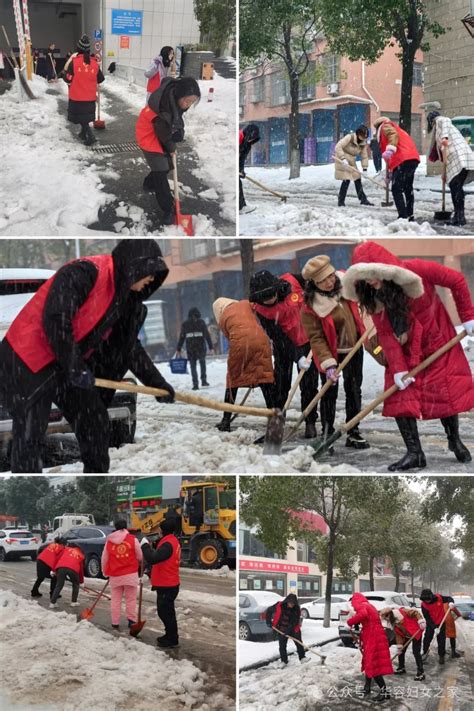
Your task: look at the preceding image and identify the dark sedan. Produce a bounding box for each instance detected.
[39,525,115,578]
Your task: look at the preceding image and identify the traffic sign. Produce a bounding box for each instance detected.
[94,29,103,40]
[94,41,102,52]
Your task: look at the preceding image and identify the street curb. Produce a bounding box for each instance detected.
[239,634,341,672]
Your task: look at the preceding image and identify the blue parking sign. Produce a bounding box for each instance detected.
[111,9,143,36]
[94,29,103,40]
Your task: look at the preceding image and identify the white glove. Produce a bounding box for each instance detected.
[394,372,415,390]
[434,627,439,635]
[397,644,404,655]
[341,158,349,166]
[418,619,426,630]
[448,602,455,609]
[462,319,474,336]
[297,356,310,370]
[140,537,150,546]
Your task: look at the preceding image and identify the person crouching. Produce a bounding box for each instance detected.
[31,537,66,599]
[49,542,85,608]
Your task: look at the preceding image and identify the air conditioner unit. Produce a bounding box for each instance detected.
[326,83,339,96]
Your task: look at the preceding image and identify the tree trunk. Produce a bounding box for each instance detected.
[411,568,415,601]
[393,563,400,592]
[239,239,255,298]
[399,44,417,134]
[369,555,375,590]
[323,531,336,627]
[288,74,300,179]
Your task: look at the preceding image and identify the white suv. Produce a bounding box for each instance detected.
[338,590,415,647]
[0,528,40,561]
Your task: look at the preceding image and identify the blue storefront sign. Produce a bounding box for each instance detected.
[111,9,143,36]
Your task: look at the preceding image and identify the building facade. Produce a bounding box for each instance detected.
[240,38,424,165]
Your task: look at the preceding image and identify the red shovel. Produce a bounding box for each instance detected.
[79,579,110,621]
[129,563,146,637]
[172,152,194,236]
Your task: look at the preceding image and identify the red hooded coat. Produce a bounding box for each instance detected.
[343,242,474,419]
[347,593,394,678]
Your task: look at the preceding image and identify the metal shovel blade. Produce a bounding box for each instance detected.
[434,210,452,221]
[381,201,394,207]
[263,411,285,455]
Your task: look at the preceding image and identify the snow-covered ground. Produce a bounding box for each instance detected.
[0,69,235,237]
[239,156,474,236]
[0,589,231,711]
[239,620,339,670]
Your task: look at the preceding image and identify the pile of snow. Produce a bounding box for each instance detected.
[0,590,230,711]
[0,75,111,236]
[239,156,454,236]
[239,620,339,670]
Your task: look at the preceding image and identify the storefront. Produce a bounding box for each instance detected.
[239,559,311,597]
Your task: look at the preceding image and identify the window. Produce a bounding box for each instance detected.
[155,239,172,257]
[239,595,250,608]
[251,76,264,103]
[270,72,290,107]
[332,578,354,594]
[180,240,217,263]
[323,54,339,84]
[239,528,281,558]
[413,62,423,86]
[299,61,316,100]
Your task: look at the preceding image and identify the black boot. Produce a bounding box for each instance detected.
[448,208,466,227]
[216,415,231,432]
[355,178,373,206]
[346,429,370,449]
[363,678,371,696]
[441,415,471,462]
[359,195,374,206]
[338,180,349,206]
[388,417,427,471]
[451,650,461,659]
[414,670,425,681]
[439,654,445,665]
[84,126,96,146]
[374,687,390,702]
[78,125,87,140]
[304,422,317,439]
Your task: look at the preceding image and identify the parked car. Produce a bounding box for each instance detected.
[239,590,283,641]
[0,268,137,459]
[338,590,414,647]
[453,599,474,620]
[301,594,352,620]
[0,528,40,561]
[38,525,115,578]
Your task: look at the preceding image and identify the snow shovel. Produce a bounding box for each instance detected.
[94,378,285,452]
[434,147,451,221]
[83,585,111,601]
[94,84,106,129]
[283,351,312,415]
[130,563,146,637]
[390,629,420,663]
[283,328,375,443]
[245,174,288,202]
[422,605,452,658]
[381,162,394,207]
[172,152,194,236]
[79,579,110,621]
[272,627,327,664]
[312,329,467,458]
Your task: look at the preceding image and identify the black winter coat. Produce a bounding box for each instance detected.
[0,239,171,412]
[176,309,212,357]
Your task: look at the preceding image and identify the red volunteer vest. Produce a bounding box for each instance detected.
[68,54,99,101]
[396,609,422,641]
[38,542,65,569]
[6,255,116,373]
[105,533,139,576]
[271,601,301,633]
[150,534,181,587]
[147,72,161,94]
[135,106,165,154]
[55,546,85,575]
[379,121,420,171]
[254,273,308,346]
[421,593,445,625]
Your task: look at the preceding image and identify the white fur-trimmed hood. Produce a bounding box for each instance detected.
[342,262,424,302]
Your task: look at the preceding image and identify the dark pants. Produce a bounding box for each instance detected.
[189,355,207,387]
[365,675,386,689]
[274,347,319,424]
[239,178,246,209]
[338,178,366,204]
[220,383,277,423]
[319,348,364,436]
[373,154,382,172]
[449,169,468,211]
[11,384,111,473]
[278,629,305,664]
[423,622,446,657]
[156,585,179,643]
[398,637,423,672]
[31,560,57,597]
[391,159,418,219]
[51,567,80,603]
[143,170,174,215]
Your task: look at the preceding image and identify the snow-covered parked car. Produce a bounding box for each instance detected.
[239,590,283,641]
[338,590,414,647]
[301,594,352,620]
[0,528,40,561]
[0,268,137,459]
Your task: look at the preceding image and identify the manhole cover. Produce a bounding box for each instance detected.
[91,141,140,154]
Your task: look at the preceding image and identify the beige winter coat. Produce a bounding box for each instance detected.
[334,132,369,181]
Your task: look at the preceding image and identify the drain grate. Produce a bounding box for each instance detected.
[91,141,140,154]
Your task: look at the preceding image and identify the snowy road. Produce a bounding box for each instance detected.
[0,559,236,706]
[239,160,474,236]
[239,623,474,710]
[5,355,468,475]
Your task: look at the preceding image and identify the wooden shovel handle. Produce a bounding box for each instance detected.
[245,174,287,200]
[390,629,419,662]
[441,146,448,212]
[340,329,467,435]
[283,351,312,413]
[94,377,276,418]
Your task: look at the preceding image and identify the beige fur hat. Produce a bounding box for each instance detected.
[302,255,336,283]
[212,297,237,324]
[373,116,390,129]
[342,262,424,302]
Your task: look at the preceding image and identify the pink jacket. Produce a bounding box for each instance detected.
[101,529,143,587]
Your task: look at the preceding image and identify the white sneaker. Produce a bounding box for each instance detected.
[300,656,310,664]
[70,602,79,608]
[278,661,288,668]
[240,205,256,214]
[49,603,57,609]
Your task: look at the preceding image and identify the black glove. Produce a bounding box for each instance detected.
[69,367,95,390]
[240,171,246,178]
[277,280,292,299]
[172,128,184,142]
[155,382,175,404]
